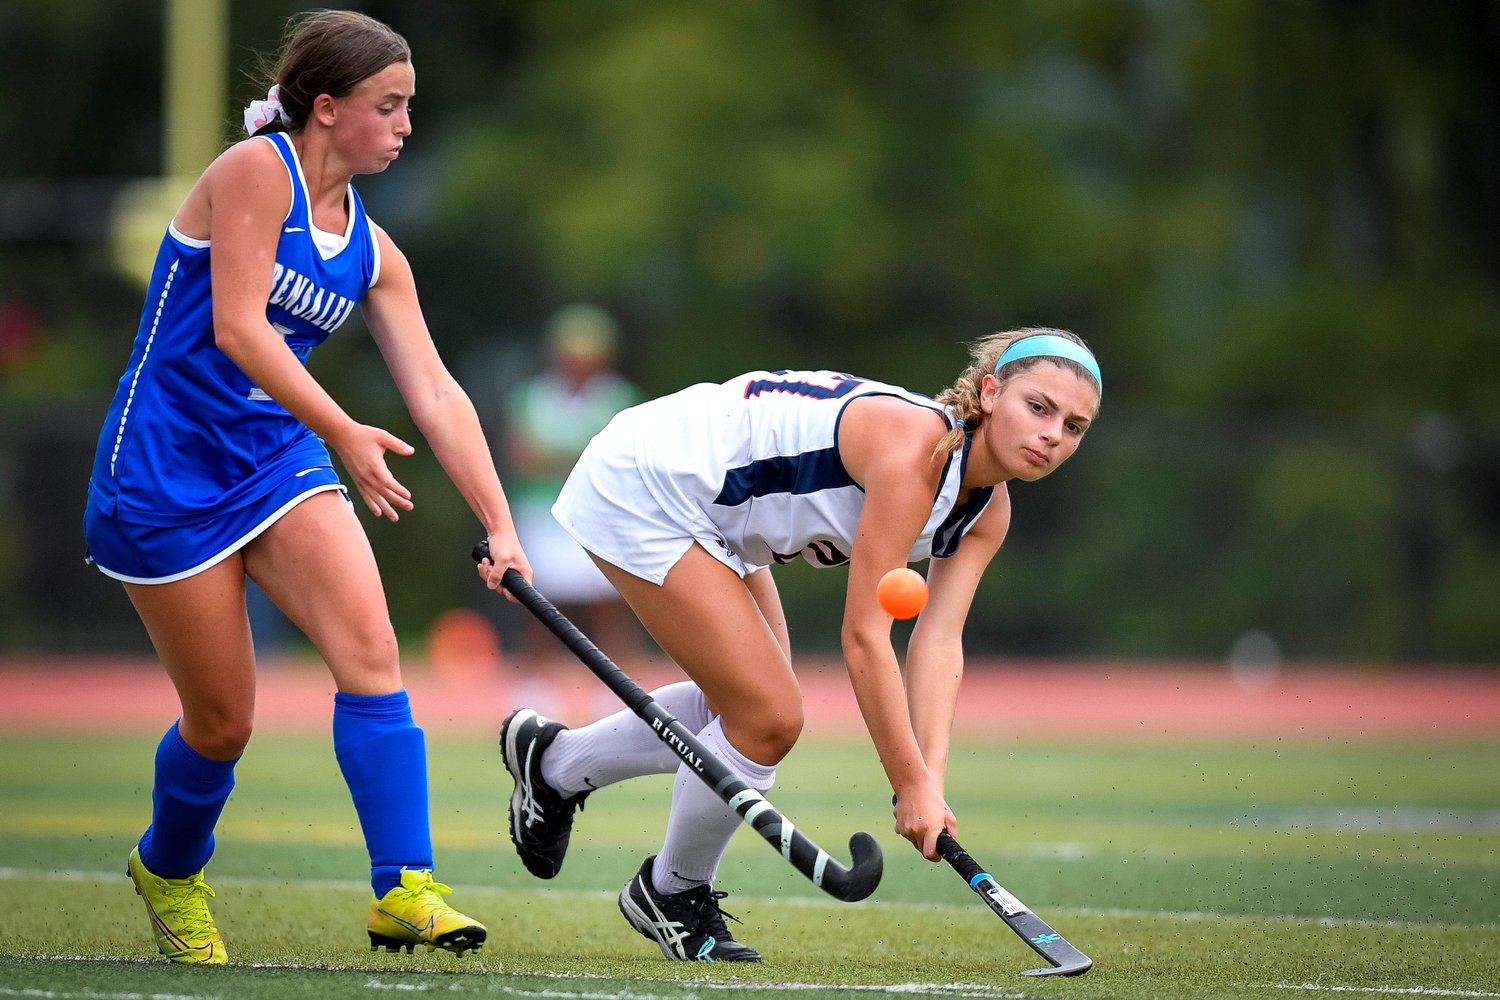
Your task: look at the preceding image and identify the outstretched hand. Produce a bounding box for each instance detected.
[331,423,415,521]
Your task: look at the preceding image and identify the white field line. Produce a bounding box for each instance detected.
[1264,985,1500,997]
[468,979,1035,999]
[1261,807,1500,833]
[8,955,1500,1000]
[1055,904,1500,932]
[4,866,1497,933]
[0,988,215,1000]
[3,957,1039,999]
[773,894,1500,933]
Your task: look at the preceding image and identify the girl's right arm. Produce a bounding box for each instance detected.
[838,397,957,859]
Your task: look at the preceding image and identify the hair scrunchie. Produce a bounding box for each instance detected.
[243,85,289,136]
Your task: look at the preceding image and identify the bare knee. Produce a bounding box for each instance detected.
[723,698,804,766]
[321,617,403,693]
[179,712,253,761]
[760,706,804,764]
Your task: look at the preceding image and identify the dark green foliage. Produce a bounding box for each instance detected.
[0,1,1496,659]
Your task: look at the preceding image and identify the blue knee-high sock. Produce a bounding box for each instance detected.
[333,690,433,897]
[138,721,237,879]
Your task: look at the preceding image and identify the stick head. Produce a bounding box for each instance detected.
[834,832,884,902]
[1022,958,1094,977]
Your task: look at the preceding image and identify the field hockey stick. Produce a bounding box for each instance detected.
[937,830,1093,976]
[473,541,883,903]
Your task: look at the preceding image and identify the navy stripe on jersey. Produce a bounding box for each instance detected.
[743,372,864,400]
[932,485,993,557]
[932,432,989,557]
[713,446,853,507]
[771,539,849,567]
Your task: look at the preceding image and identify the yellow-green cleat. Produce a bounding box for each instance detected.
[127,846,227,965]
[368,870,487,955]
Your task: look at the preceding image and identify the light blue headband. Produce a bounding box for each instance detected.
[994,335,1102,396]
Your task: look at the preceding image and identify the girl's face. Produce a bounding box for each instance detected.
[978,364,1098,483]
[329,61,415,173]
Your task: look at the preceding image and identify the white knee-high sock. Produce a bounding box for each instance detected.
[541,681,711,796]
[653,717,776,895]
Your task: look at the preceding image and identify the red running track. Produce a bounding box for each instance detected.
[4,654,1498,741]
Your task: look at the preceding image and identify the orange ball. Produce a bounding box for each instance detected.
[876,567,928,619]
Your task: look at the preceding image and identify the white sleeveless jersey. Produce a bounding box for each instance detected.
[617,369,994,569]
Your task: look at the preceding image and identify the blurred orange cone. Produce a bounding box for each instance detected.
[426,608,503,682]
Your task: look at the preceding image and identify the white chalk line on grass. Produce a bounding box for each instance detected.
[1261,984,1500,997]
[6,867,1496,933]
[0,988,212,1000]
[774,895,1500,933]
[9,956,1500,1000]
[459,981,1033,999]
[1,958,1036,999]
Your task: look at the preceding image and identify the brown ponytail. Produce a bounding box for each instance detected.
[248,10,410,136]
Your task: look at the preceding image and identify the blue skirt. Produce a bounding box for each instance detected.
[84,465,346,584]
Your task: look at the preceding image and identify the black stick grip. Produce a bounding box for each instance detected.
[937,829,984,883]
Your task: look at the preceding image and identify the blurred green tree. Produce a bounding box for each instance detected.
[0,0,1494,661]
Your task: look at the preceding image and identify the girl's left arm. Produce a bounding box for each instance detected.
[360,223,532,589]
[905,488,1009,788]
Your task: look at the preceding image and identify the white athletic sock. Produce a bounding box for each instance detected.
[541,681,712,797]
[653,717,777,895]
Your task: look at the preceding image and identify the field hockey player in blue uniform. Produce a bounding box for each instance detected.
[82,10,530,965]
[493,329,1102,961]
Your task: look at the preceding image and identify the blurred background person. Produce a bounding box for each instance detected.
[504,304,643,671]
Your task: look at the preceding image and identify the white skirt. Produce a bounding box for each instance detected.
[551,404,755,586]
[513,496,619,603]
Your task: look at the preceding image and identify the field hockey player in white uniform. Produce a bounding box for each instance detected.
[493,328,1102,961]
[81,10,529,965]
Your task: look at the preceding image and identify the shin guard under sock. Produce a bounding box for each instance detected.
[654,717,777,894]
[333,690,433,896]
[543,681,712,796]
[138,721,237,879]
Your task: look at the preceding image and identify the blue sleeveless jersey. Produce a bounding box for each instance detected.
[87,132,379,526]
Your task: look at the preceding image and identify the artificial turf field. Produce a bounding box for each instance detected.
[1,660,1497,999]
